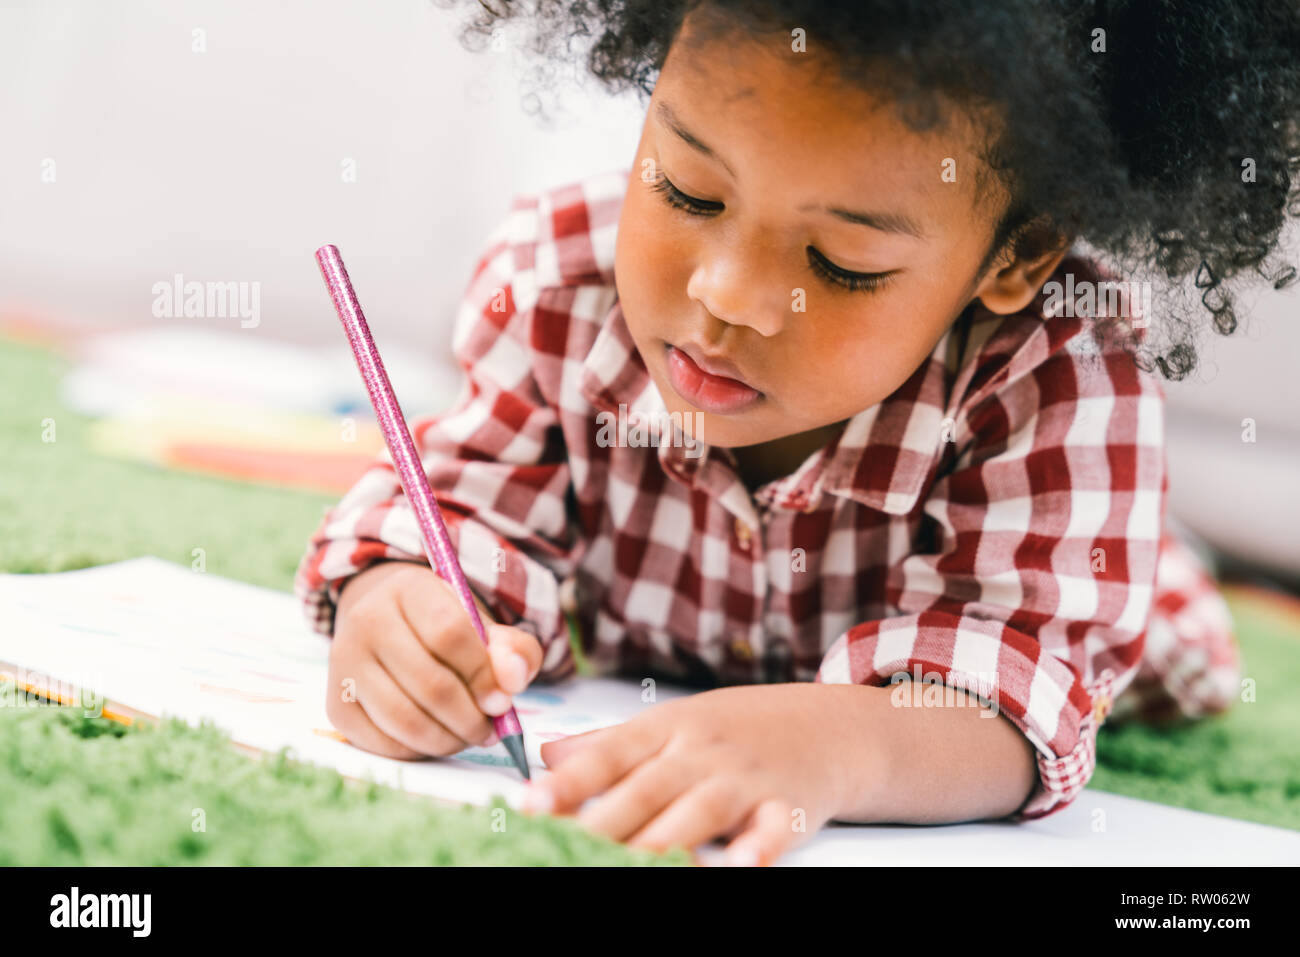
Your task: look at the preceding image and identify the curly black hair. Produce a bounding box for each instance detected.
[439,0,1300,380]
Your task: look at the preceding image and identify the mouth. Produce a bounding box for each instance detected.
[664,342,763,415]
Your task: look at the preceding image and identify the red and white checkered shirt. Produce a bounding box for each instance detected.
[295,167,1240,821]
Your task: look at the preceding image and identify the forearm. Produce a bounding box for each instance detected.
[833,681,1039,825]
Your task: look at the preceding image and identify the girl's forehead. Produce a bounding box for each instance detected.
[654,81,996,227]
[656,15,1006,224]
[663,14,989,151]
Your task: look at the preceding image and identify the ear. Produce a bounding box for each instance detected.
[972,229,1070,316]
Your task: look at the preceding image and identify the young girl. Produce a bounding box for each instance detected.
[295,1,1300,864]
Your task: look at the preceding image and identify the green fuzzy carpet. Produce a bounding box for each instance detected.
[0,698,683,866]
[0,334,1296,865]
[1090,591,1300,832]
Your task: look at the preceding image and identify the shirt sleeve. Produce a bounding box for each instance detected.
[815,339,1164,821]
[293,202,579,679]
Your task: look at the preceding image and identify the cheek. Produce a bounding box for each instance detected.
[615,194,691,316]
[785,300,939,410]
[788,326,886,411]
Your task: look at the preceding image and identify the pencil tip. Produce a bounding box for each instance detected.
[502,734,530,780]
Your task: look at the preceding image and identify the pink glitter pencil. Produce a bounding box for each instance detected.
[314,243,530,779]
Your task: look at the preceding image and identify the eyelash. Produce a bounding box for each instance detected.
[648,170,896,294]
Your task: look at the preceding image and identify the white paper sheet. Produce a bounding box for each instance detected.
[1,557,1296,865]
[0,556,697,809]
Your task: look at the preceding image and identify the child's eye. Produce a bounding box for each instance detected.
[650,170,892,294]
[649,171,723,215]
[806,247,895,293]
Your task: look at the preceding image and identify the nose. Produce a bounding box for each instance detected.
[685,237,789,338]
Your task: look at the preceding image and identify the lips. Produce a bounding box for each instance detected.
[664,342,762,415]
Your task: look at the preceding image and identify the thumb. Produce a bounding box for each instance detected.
[486,624,543,695]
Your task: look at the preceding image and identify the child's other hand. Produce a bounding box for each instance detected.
[326,560,542,759]
[526,684,874,866]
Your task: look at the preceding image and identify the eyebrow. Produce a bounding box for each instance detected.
[654,100,927,241]
[799,203,927,239]
[656,102,737,179]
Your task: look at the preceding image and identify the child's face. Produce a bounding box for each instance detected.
[615,11,1015,450]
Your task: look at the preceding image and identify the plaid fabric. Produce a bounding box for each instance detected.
[294,167,1239,822]
[1108,531,1241,725]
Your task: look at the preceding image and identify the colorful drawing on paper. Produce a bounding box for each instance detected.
[515,689,564,705]
[456,752,517,767]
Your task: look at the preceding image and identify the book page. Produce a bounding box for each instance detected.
[0,557,687,808]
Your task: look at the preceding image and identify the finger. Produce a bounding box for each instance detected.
[626,777,749,856]
[331,711,424,759]
[394,574,502,708]
[334,572,489,716]
[576,751,694,843]
[325,658,424,760]
[720,798,803,867]
[354,658,468,756]
[538,724,614,767]
[525,724,656,815]
[372,632,497,747]
[486,624,543,696]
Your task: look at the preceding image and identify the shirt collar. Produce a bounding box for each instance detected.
[578,276,1069,516]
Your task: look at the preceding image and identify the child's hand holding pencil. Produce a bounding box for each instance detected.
[326,559,543,760]
[315,244,537,775]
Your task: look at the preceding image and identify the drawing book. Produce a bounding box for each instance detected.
[0,557,691,809]
[2,558,1296,865]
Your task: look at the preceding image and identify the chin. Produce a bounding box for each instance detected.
[664,405,771,449]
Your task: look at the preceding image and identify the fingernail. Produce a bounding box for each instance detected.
[502,654,528,693]
[480,691,511,716]
[725,843,760,868]
[483,730,500,747]
[522,783,554,814]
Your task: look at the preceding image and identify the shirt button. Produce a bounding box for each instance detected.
[729,635,753,659]
[788,491,815,513]
[733,517,752,547]
[1092,693,1112,725]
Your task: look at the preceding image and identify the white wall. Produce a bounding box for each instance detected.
[0,0,645,354]
[1160,280,1300,576]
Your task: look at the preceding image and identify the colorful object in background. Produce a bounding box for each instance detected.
[84,402,386,494]
[50,323,462,493]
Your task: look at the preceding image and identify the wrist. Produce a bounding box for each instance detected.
[336,560,419,617]
[832,678,1039,824]
[337,560,497,625]
[817,684,893,823]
